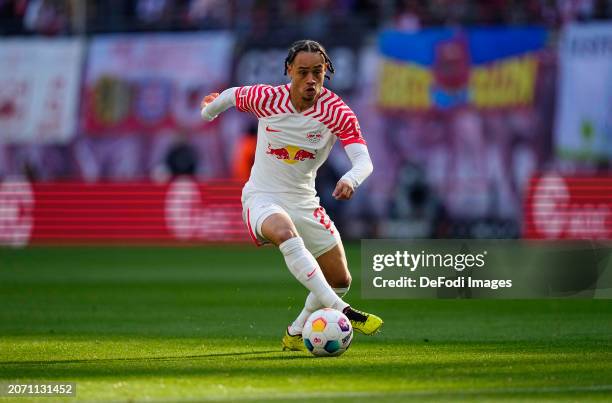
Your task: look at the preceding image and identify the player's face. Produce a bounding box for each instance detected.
[288,51,326,103]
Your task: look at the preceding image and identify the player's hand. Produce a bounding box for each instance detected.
[200,92,220,109]
[332,179,354,200]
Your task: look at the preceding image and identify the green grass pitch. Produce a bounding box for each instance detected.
[1,245,611,402]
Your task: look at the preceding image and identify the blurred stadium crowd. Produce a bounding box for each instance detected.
[0,0,611,244]
[1,0,612,36]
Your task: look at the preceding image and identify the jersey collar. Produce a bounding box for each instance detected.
[285,83,326,115]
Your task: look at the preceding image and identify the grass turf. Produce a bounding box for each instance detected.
[0,245,611,402]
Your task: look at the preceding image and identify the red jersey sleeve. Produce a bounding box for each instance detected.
[333,108,366,147]
[235,84,281,118]
[234,85,253,113]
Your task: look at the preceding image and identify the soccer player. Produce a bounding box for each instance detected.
[200,39,383,351]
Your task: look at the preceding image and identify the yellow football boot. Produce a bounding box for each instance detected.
[281,328,307,352]
[344,307,383,335]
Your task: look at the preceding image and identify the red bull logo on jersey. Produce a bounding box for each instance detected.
[266,144,316,165]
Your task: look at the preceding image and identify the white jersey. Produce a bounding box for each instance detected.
[234,84,366,199]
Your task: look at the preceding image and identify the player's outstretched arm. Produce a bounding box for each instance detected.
[200,87,238,122]
[333,143,374,200]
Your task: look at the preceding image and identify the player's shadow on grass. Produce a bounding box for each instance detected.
[0,350,280,366]
[244,355,316,361]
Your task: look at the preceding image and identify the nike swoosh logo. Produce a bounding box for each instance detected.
[266,126,281,132]
[307,268,317,278]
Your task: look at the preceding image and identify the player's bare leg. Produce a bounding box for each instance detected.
[317,243,351,291]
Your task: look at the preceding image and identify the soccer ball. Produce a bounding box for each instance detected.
[303,308,353,357]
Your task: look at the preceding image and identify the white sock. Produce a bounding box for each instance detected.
[289,292,321,334]
[279,237,348,314]
[288,286,351,335]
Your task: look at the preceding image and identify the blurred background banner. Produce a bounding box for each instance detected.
[377,27,547,110]
[82,32,234,136]
[0,38,83,144]
[555,22,612,162]
[361,27,554,239]
[73,32,236,183]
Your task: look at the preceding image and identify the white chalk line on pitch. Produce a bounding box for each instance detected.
[81,384,612,403]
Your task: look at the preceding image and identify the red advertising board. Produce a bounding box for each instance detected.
[524,174,612,239]
[0,179,249,246]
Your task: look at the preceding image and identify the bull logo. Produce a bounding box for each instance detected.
[266,144,317,165]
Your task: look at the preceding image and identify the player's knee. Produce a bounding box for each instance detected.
[331,272,351,289]
[275,228,298,244]
[343,273,352,288]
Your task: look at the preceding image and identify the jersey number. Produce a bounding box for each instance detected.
[313,207,334,235]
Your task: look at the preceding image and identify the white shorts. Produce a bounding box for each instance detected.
[242,193,341,258]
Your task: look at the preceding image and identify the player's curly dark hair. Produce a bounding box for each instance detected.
[284,39,334,80]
